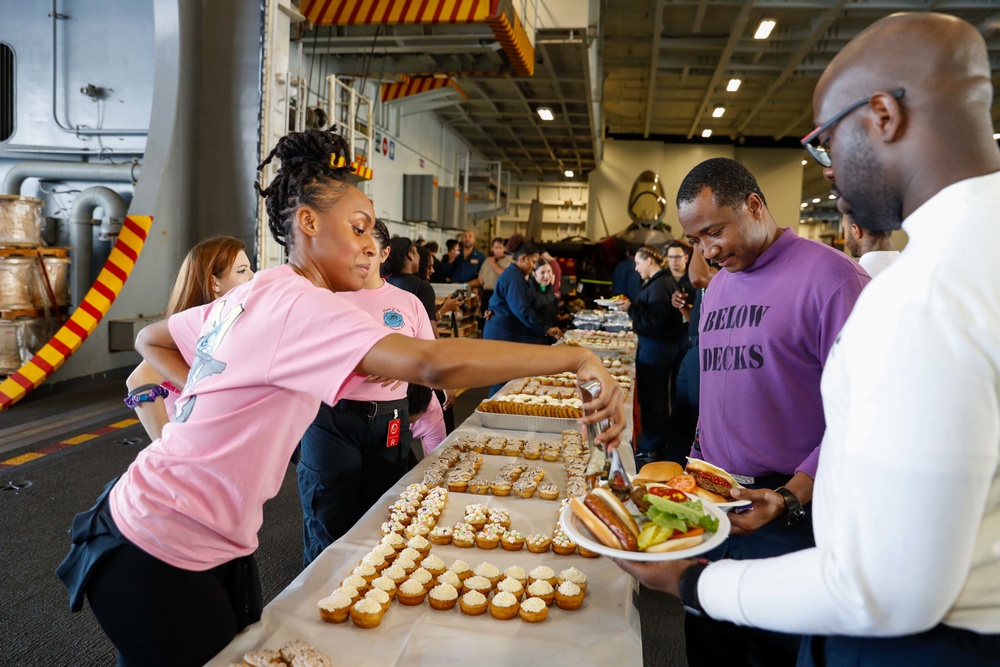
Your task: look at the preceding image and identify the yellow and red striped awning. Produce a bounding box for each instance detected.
[300,0,534,77]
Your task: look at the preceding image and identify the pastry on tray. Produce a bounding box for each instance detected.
[428,583,459,610]
[503,565,527,587]
[428,524,453,545]
[409,567,434,592]
[489,591,520,620]
[555,581,585,610]
[526,533,551,554]
[496,577,524,601]
[500,529,525,551]
[475,529,500,549]
[528,565,558,587]
[436,569,464,594]
[420,553,446,578]
[526,579,555,606]
[350,598,384,628]
[459,590,488,616]
[518,596,549,623]
[370,575,397,600]
[463,575,493,596]
[364,587,391,613]
[449,559,473,581]
[473,562,502,588]
[396,578,428,606]
[558,567,588,593]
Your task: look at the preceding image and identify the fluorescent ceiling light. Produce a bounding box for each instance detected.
[537,107,554,121]
[801,202,808,208]
[812,198,821,204]
[801,159,807,165]
[754,20,776,40]
[712,107,725,118]
[564,170,574,178]
[726,78,741,92]
[701,129,712,138]
[828,194,837,200]
[994,132,1000,140]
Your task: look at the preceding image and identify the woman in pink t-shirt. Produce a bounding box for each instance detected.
[58,129,626,667]
[124,236,254,440]
[296,218,442,565]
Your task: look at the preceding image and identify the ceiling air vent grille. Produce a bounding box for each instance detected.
[0,43,13,142]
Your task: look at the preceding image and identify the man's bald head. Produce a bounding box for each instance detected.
[812,13,1000,230]
[815,13,991,120]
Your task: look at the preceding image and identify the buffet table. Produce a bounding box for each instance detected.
[209,347,640,666]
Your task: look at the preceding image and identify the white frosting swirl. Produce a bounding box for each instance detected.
[429,583,458,601]
[527,580,553,595]
[449,560,471,574]
[399,579,425,595]
[318,592,351,611]
[557,581,581,596]
[559,567,586,584]
[462,591,487,605]
[353,598,381,614]
[410,568,432,585]
[521,597,546,613]
[407,535,430,550]
[421,554,445,571]
[504,566,526,580]
[365,588,389,604]
[474,562,499,578]
[529,565,555,580]
[492,591,518,608]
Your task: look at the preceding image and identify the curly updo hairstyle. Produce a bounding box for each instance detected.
[254,129,355,250]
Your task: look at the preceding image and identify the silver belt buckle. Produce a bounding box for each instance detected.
[732,473,755,486]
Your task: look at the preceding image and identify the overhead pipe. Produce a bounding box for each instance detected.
[1,160,140,196]
[68,186,127,308]
[51,0,148,137]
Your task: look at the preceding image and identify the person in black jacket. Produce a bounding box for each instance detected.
[620,245,687,462]
[528,258,559,330]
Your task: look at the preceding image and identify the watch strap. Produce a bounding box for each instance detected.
[775,486,806,526]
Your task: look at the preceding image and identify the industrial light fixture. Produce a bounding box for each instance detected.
[726,78,741,92]
[537,107,554,121]
[564,170,574,178]
[801,202,808,208]
[828,194,837,199]
[811,197,821,204]
[701,129,712,138]
[754,19,776,40]
[712,107,725,118]
[994,132,1000,140]
[801,159,808,165]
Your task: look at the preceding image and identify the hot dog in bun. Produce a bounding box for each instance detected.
[570,488,640,551]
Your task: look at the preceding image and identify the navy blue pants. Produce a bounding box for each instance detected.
[686,474,815,667]
[799,624,1000,666]
[636,337,683,456]
[297,399,411,567]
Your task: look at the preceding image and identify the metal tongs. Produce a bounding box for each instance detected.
[579,380,631,499]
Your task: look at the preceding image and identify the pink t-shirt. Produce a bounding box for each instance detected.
[411,391,447,455]
[109,265,391,570]
[337,280,434,402]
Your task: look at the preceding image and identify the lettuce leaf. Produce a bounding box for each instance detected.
[643,494,719,533]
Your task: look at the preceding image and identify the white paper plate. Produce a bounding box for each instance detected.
[558,498,730,561]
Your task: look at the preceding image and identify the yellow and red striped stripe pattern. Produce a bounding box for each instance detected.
[0,418,139,471]
[0,215,153,410]
[381,77,468,103]
[487,6,534,77]
[301,0,491,25]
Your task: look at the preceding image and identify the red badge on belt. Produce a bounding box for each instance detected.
[387,410,401,448]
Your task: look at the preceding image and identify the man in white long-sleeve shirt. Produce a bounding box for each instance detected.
[614,13,1000,665]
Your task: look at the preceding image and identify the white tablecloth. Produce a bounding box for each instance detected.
[208,386,641,666]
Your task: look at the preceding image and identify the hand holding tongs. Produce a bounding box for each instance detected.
[579,380,630,499]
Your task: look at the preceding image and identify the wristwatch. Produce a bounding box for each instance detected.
[775,486,806,527]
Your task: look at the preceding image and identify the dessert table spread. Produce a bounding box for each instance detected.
[208,354,641,666]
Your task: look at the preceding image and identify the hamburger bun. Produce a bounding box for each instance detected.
[638,461,684,483]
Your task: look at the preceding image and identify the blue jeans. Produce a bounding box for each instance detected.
[798,624,1000,666]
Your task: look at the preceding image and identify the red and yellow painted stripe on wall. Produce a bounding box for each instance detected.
[0,215,153,410]
[0,417,139,471]
[300,0,534,77]
[302,0,491,26]
[381,77,468,103]
[332,156,374,181]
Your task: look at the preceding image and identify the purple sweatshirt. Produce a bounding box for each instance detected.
[694,228,869,479]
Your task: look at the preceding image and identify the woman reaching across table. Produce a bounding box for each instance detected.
[57,128,625,667]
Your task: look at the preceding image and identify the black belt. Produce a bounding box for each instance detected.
[338,397,409,419]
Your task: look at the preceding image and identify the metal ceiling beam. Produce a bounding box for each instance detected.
[456,78,541,175]
[692,0,708,33]
[538,40,584,170]
[737,0,849,135]
[643,0,666,138]
[504,74,561,167]
[775,104,815,141]
[685,0,754,138]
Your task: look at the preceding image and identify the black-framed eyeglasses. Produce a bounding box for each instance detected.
[800,89,904,167]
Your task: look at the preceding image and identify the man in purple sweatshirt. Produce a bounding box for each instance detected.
[672,158,870,666]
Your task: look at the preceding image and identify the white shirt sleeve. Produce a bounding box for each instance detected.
[699,301,999,636]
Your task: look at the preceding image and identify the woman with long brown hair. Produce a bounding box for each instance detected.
[125,236,253,439]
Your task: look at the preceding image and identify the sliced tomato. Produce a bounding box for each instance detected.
[647,486,689,503]
[669,526,705,541]
[665,473,697,494]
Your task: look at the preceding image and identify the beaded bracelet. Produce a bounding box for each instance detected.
[124,385,169,409]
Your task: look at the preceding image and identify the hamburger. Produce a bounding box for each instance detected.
[684,458,743,501]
